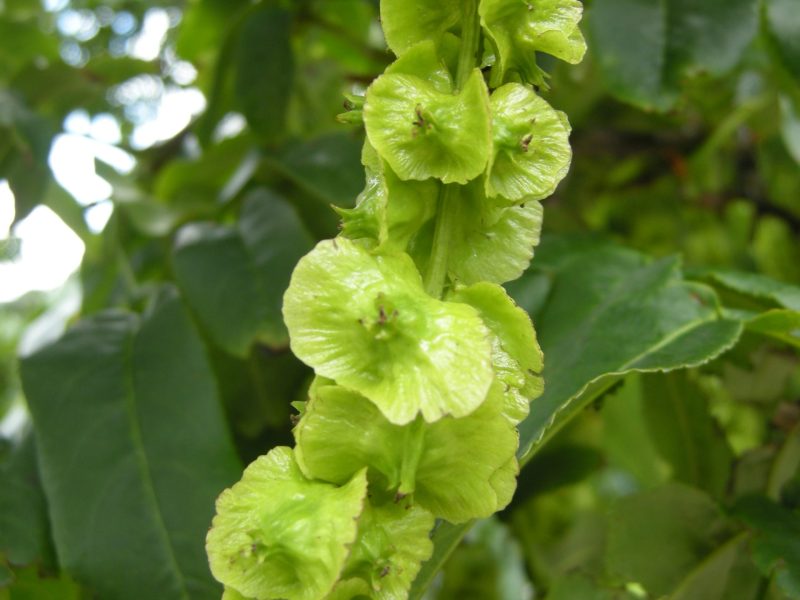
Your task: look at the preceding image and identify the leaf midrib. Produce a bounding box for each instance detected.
[121,322,191,600]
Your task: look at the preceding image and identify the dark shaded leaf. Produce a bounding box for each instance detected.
[20,287,241,600]
[641,371,734,499]
[607,484,731,597]
[765,0,800,79]
[587,0,759,110]
[234,5,294,142]
[266,132,365,208]
[736,496,800,598]
[0,431,55,569]
[670,533,751,600]
[173,189,313,356]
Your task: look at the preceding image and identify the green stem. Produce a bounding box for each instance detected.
[422,0,481,298]
[454,0,480,91]
[399,417,426,495]
[423,185,460,297]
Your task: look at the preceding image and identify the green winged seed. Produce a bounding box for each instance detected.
[424,177,543,286]
[384,39,454,93]
[480,0,587,87]
[206,447,368,600]
[450,282,544,423]
[338,499,435,598]
[222,588,253,600]
[380,0,462,56]
[283,238,494,424]
[364,68,492,184]
[338,141,437,252]
[294,383,519,524]
[487,83,573,201]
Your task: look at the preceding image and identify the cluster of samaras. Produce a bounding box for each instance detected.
[206,1,585,599]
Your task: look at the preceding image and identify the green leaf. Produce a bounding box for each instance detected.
[206,447,368,600]
[283,238,494,424]
[487,84,572,202]
[6,156,50,225]
[234,5,294,141]
[702,269,800,347]
[0,91,55,223]
[450,282,543,424]
[607,484,732,597]
[0,236,20,262]
[380,0,462,56]
[780,96,800,165]
[640,372,734,499]
[670,534,751,600]
[173,189,313,356]
[267,133,366,209]
[479,0,586,87]
[747,310,800,349]
[601,375,671,489]
[736,496,800,598]
[294,382,518,523]
[704,269,800,311]
[765,0,800,79]
[434,518,533,600]
[587,0,759,110]
[19,287,242,600]
[548,573,636,600]
[0,432,54,569]
[507,237,743,460]
[364,68,491,184]
[768,423,800,502]
[1,565,84,599]
[338,499,435,599]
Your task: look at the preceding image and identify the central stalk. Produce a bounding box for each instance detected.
[423,0,481,298]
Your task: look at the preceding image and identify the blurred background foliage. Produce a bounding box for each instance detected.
[0,0,799,598]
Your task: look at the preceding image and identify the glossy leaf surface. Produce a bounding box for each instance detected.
[507,237,743,459]
[765,0,800,79]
